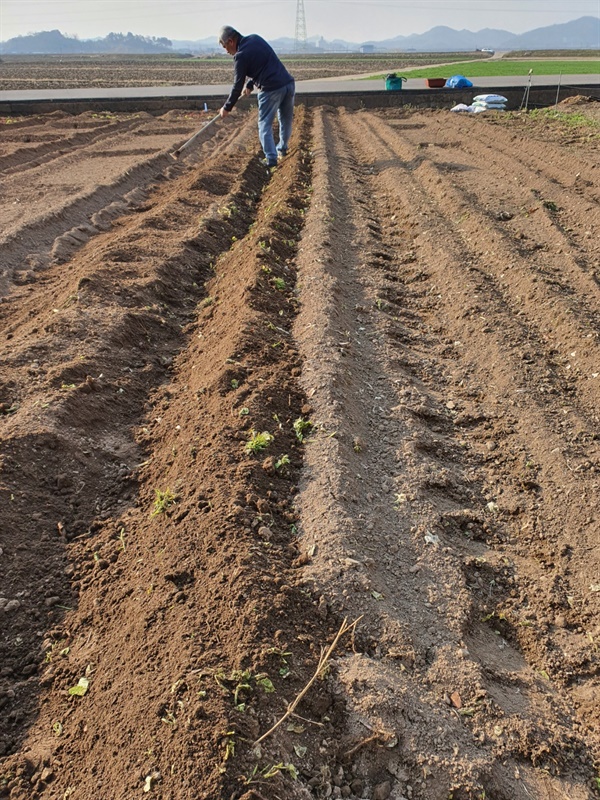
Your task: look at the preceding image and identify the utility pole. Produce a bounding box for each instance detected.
[294,0,308,53]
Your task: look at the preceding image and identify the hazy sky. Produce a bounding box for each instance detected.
[1,0,599,43]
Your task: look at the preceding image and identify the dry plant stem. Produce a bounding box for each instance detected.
[254,616,362,745]
[344,733,382,761]
[289,711,325,728]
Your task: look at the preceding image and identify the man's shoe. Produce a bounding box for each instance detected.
[260,157,277,168]
[277,149,288,160]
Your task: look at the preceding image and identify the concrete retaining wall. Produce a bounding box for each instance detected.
[0,85,597,117]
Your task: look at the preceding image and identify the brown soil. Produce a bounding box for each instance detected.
[0,54,488,91]
[0,99,599,800]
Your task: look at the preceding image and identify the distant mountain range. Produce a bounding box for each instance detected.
[1,16,598,55]
[357,16,599,52]
[1,30,173,55]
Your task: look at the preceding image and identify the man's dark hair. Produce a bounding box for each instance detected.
[218,26,240,46]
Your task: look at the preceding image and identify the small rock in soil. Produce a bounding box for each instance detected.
[374,782,392,800]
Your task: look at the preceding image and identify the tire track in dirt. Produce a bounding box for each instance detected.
[291,105,598,799]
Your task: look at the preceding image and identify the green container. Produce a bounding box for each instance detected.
[385,74,406,91]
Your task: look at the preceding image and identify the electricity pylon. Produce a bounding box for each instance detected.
[294,0,308,53]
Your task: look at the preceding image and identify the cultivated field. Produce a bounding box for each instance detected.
[0,53,491,90]
[0,99,599,800]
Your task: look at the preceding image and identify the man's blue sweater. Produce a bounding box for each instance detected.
[223,34,294,111]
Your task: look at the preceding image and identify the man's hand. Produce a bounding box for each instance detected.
[219,107,230,118]
[242,87,253,97]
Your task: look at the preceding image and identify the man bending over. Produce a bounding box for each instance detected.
[218,25,295,169]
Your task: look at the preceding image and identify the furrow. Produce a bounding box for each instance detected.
[0,113,254,294]
[291,105,596,799]
[335,107,599,790]
[0,123,277,759]
[356,112,600,427]
[0,115,152,175]
[385,111,600,294]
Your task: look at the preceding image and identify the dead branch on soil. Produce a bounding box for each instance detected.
[343,733,382,760]
[254,616,362,746]
[289,711,324,727]
[343,729,396,761]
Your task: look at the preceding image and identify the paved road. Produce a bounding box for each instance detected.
[0,74,598,104]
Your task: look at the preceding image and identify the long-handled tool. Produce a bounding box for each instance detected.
[519,69,533,112]
[170,113,220,159]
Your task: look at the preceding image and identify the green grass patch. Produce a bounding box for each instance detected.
[527,108,599,129]
[367,60,600,80]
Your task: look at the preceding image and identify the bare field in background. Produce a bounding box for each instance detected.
[0,52,491,90]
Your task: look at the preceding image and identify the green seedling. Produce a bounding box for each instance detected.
[245,430,274,455]
[275,454,290,470]
[245,762,298,785]
[261,265,272,274]
[266,646,292,678]
[543,200,559,212]
[117,528,126,551]
[219,731,236,770]
[45,640,69,663]
[231,379,239,389]
[151,488,177,517]
[200,296,214,308]
[215,668,276,711]
[238,407,250,417]
[68,677,89,697]
[481,611,507,623]
[394,493,407,507]
[218,203,238,218]
[263,763,298,780]
[293,417,313,442]
[161,710,177,727]
[272,277,286,291]
[255,674,275,693]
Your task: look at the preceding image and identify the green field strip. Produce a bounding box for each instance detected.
[367,60,600,79]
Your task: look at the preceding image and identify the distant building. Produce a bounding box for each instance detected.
[360,44,375,54]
